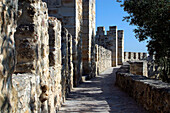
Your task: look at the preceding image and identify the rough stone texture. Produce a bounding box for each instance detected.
[12,74,40,113]
[15,0,49,85]
[98,46,112,73]
[124,52,147,62]
[48,17,62,112]
[43,0,83,87]
[0,0,151,112]
[68,33,74,91]
[14,0,50,112]
[0,0,18,112]
[129,61,148,77]
[116,72,170,113]
[118,30,124,65]
[61,27,69,102]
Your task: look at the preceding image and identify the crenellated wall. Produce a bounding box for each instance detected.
[124,52,147,62]
[43,0,97,86]
[0,0,151,112]
[96,26,124,67]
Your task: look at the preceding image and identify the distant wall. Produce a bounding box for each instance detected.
[124,52,147,62]
[96,26,124,67]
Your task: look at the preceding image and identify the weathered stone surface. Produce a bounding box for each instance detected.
[14,0,50,112]
[116,72,170,113]
[12,74,41,113]
[43,0,83,87]
[48,17,62,112]
[0,0,18,112]
[68,33,74,91]
[97,46,112,73]
[129,61,148,77]
[61,27,69,102]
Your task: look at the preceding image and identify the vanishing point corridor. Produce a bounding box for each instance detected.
[59,67,147,113]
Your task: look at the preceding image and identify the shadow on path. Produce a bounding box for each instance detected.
[59,67,147,113]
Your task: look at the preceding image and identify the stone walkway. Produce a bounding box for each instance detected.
[59,67,147,113]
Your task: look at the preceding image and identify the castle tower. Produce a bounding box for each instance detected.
[118,30,124,65]
[107,26,118,67]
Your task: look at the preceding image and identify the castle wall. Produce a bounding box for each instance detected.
[43,0,83,86]
[0,0,151,113]
[124,52,147,62]
[48,17,63,111]
[14,1,50,112]
[98,46,112,73]
[96,26,124,67]
[0,0,18,112]
[11,1,74,112]
[118,30,124,65]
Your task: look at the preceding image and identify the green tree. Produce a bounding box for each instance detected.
[120,0,170,82]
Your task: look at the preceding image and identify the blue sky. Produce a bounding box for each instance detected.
[96,0,148,52]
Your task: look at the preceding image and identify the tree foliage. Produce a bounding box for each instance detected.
[120,0,170,82]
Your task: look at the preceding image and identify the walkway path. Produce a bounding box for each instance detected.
[59,67,147,113]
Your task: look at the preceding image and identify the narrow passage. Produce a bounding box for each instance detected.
[59,67,147,113]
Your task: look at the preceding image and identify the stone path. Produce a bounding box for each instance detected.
[59,67,147,113]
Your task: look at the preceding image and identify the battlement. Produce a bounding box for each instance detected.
[109,26,117,31]
[107,26,117,36]
[96,26,105,35]
[118,30,124,39]
[124,52,148,62]
[96,26,124,66]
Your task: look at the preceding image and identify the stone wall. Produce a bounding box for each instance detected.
[48,17,63,111]
[0,0,75,112]
[14,1,50,112]
[43,0,97,85]
[0,0,18,112]
[116,72,170,113]
[129,61,148,77]
[96,26,124,67]
[124,52,147,62]
[97,46,112,73]
[82,0,96,79]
